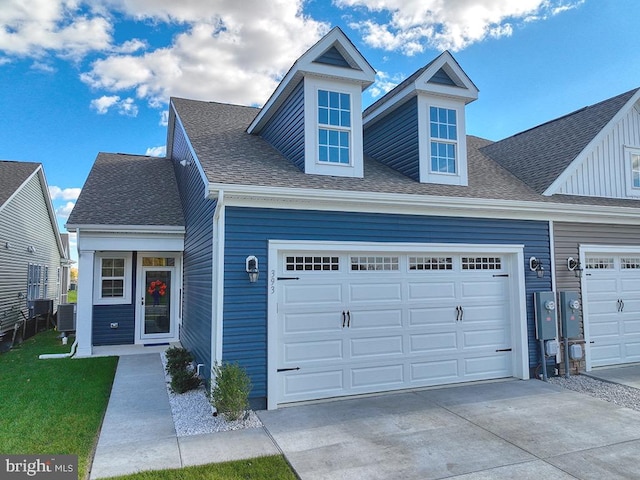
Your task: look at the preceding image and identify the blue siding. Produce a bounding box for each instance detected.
[260,81,305,171]
[171,121,216,374]
[223,207,551,403]
[429,67,457,86]
[364,98,420,181]
[314,46,350,68]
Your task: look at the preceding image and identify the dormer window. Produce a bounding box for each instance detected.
[429,106,457,174]
[318,89,351,165]
[624,147,640,198]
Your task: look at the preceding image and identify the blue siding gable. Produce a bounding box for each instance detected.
[222,207,551,405]
[171,121,216,374]
[260,80,305,172]
[314,46,351,68]
[364,98,420,181]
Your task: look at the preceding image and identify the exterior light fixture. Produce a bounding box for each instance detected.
[4,242,10,249]
[27,245,36,254]
[529,256,544,278]
[179,159,192,167]
[246,255,259,283]
[567,257,582,278]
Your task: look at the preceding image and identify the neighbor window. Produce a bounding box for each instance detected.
[429,106,457,174]
[632,153,640,188]
[318,89,351,165]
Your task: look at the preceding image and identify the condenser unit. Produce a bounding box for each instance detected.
[57,304,76,332]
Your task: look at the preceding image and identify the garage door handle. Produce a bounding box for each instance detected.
[621,300,625,312]
[460,306,464,321]
[346,310,351,328]
[342,311,346,328]
[455,306,460,321]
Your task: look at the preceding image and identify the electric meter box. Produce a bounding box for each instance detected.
[559,291,581,339]
[534,291,558,340]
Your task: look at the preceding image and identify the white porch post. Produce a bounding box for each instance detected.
[75,249,94,357]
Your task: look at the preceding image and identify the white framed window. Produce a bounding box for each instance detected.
[418,97,468,186]
[304,77,364,178]
[94,253,132,305]
[27,263,43,302]
[624,147,640,198]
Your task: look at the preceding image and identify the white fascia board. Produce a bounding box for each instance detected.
[248,27,375,134]
[543,89,640,196]
[208,183,640,225]
[65,224,185,233]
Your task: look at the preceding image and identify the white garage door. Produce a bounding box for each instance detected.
[275,251,515,404]
[585,255,640,367]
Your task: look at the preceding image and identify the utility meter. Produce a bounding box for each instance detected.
[534,292,558,340]
[560,291,581,339]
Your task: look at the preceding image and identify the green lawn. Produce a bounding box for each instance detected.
[66,289,77,303]
[103,456,298,480]
[0,330,117,480]
[0,330,297,480]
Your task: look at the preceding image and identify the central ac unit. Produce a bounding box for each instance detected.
[57,304,76,332]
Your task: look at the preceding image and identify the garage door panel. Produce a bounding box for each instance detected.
[408,281,456,301]
[348,309,403,330]
[620,279,640,295]
[588,301,617,315]
[624,342,640,361]
[591,344,623,366]
[462,328,509,349]
[283,283,342,305]
[349,282,402,303]
[408,307,456,326]
[351,364,404,388]
[460,304,509,325]
[282,311,343,334]
[410,332,457,353]
[283,369,344,398]
[587,278,617,295]
[350,335,404,358]
[464,354,510,376]
[460,279,507,300]
[283,339,343,364]
[410,359,459,383]
[623,319,640,334]
[590,319,621,336]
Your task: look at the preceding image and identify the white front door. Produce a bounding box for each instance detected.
[585,254,640,367]
[136,255,180,343]
[272,247,521,406]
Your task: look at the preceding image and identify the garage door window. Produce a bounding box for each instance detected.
[461,256,502,270]
[285,256,339,271]
[621,258,640,269]
[409,256,453,270]
[586,257,614,269]
[350,256,399,271]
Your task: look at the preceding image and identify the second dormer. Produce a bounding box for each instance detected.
[247,27,376,178]
[363,51,478,186]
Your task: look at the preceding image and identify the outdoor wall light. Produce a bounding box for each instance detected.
[179,159,192,167]
[529,256,544,278]
[567,257,582,278]
[27,245,36,254]
[246,255,259,283]
[4,241,10,249]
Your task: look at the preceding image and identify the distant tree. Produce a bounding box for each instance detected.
[70,267,78,282]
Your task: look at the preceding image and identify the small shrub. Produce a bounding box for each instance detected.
[165,346,193,376]
[170,368,201,393]
[211,362,252,421]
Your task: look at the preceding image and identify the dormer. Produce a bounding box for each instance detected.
[248,27,376,178]
[363,51,478,186]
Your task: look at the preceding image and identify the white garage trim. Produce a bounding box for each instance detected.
[581,244,640,371]
[267,241,528,409]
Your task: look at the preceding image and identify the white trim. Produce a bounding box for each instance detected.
[544,88,640,196]
[77,230,184,252]
[267,240,529,409]
[549,221,557,292]
[65,224,184,233]
[75,242,94,357]
[624,146,640,198]
[93,252,133,305]
[211,192,226,368]
[303,76,364,178]
[206,185,640,225]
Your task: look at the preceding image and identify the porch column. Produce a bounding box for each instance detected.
[75,249,94,357]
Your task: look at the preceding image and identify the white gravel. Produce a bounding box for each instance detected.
[548,374,640,411]
[160,352,263,437]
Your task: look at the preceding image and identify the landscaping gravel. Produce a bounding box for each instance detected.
[548,374,640,411]
[160,352,263,437]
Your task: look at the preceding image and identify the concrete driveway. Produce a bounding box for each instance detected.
[258,379,640,479]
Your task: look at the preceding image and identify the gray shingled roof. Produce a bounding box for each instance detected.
[481,88,640,194]
[0,160,40,208]
[67,153,184,227]
[172,97,543,202]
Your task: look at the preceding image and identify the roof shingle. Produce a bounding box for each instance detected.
[0,160,40,208]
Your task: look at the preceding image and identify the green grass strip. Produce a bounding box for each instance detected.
[0,330,118,480]
[102,455,298,480]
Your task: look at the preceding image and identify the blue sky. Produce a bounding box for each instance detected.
[1,0,639,259]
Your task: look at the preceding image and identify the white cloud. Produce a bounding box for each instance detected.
[338,0,584,53]
[90,95,138,116]
[49,186,81,201]
[80,0,329,107]
[55,201,76,220]
[145,145,166,157]
[369,71,405,99]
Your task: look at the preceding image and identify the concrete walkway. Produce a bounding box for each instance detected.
[92,354,640,479]
[586,362,640,389]
[90,353,279,479]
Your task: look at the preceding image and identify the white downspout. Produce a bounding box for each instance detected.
[39,339,78,359]
[211,190,225,370]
